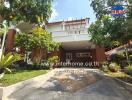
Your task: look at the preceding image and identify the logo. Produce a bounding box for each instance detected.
[111,5,125,17]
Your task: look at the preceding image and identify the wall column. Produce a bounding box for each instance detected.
[95,45,106,62]
[5,29,16,53]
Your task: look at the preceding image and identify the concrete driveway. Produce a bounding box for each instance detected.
[8,68,132,100]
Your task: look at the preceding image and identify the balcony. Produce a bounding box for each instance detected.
[52,31,91,42]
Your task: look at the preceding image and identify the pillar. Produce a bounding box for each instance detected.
[95,45,106,62]
[5,29,16,53]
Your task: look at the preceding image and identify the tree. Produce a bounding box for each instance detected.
[89,16,130,48]
[127,0,132,18]
[89,0,132,47]
[90,0,132,65]
[0,0,53,24]
[15,27,60,63]
[0,0,56,64]
[90,0,131,19]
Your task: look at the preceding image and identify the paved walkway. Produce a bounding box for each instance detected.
[8,68,132,100]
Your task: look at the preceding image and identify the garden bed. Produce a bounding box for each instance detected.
[105,72,132,84]
[0,70,48,87]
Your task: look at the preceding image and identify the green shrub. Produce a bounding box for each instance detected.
[26,63,49,70]
[48,56,59,63]
[111,53,125,63]
[129,55,132,61]
[0,53,22,73]
[109,62,120,72]
[101,65,109,72]
[124,66,132,76]
[47,56,59,69]
[100,61,109,72]
[40,60,50,69]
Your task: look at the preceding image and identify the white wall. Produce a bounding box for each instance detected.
[47,24,63,32]
[46,19,91,42]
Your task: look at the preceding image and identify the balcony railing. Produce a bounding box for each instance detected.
[52,31,91,42]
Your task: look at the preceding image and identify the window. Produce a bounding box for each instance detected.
[76,53,91,58]
[66,25,70,30]
[79,31,81,34]
[81,24,85,29]
[66,53,72,59]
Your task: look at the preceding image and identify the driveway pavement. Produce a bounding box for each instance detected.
[8,68,132,100]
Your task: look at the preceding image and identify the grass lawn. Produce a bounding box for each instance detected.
[0,70,49,86]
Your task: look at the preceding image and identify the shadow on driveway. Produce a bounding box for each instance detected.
[8,69,132,100]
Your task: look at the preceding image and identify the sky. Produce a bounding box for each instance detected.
[49,0,97,24]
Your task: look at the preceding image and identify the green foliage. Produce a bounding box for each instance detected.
[111,52,126,63]
[15,33,30,51]
[15,27,60,52]
[90,0,111,19]
[0,0,53,24]
[47,56,59,69]
[124,66,132,76]
[101,62,121,72]
[0,70,48,86]
[126,18,132,34]
[127,0,132,18]
[129,55,132,60]
[0,53,22,73]
[89,0,132,47]
[26,63,49,70]
[26,56,60,70]
[48,56,59,63]
[100,61,109,72]
[89,16,111,46]
[0,22,8,36]
[109,62,120,72]
[90,0,131,19]
[89,16,128,47]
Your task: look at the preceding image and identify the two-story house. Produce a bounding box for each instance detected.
[46,18,106,63]
[4,18,106,65]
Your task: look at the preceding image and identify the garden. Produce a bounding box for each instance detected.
[0,0,132,87]
[89,0,132,85]
[0,26,60,86]
[0,0,60,86]
[100,52,132,84]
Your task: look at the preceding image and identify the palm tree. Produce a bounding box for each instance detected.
[0,53,22,79]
